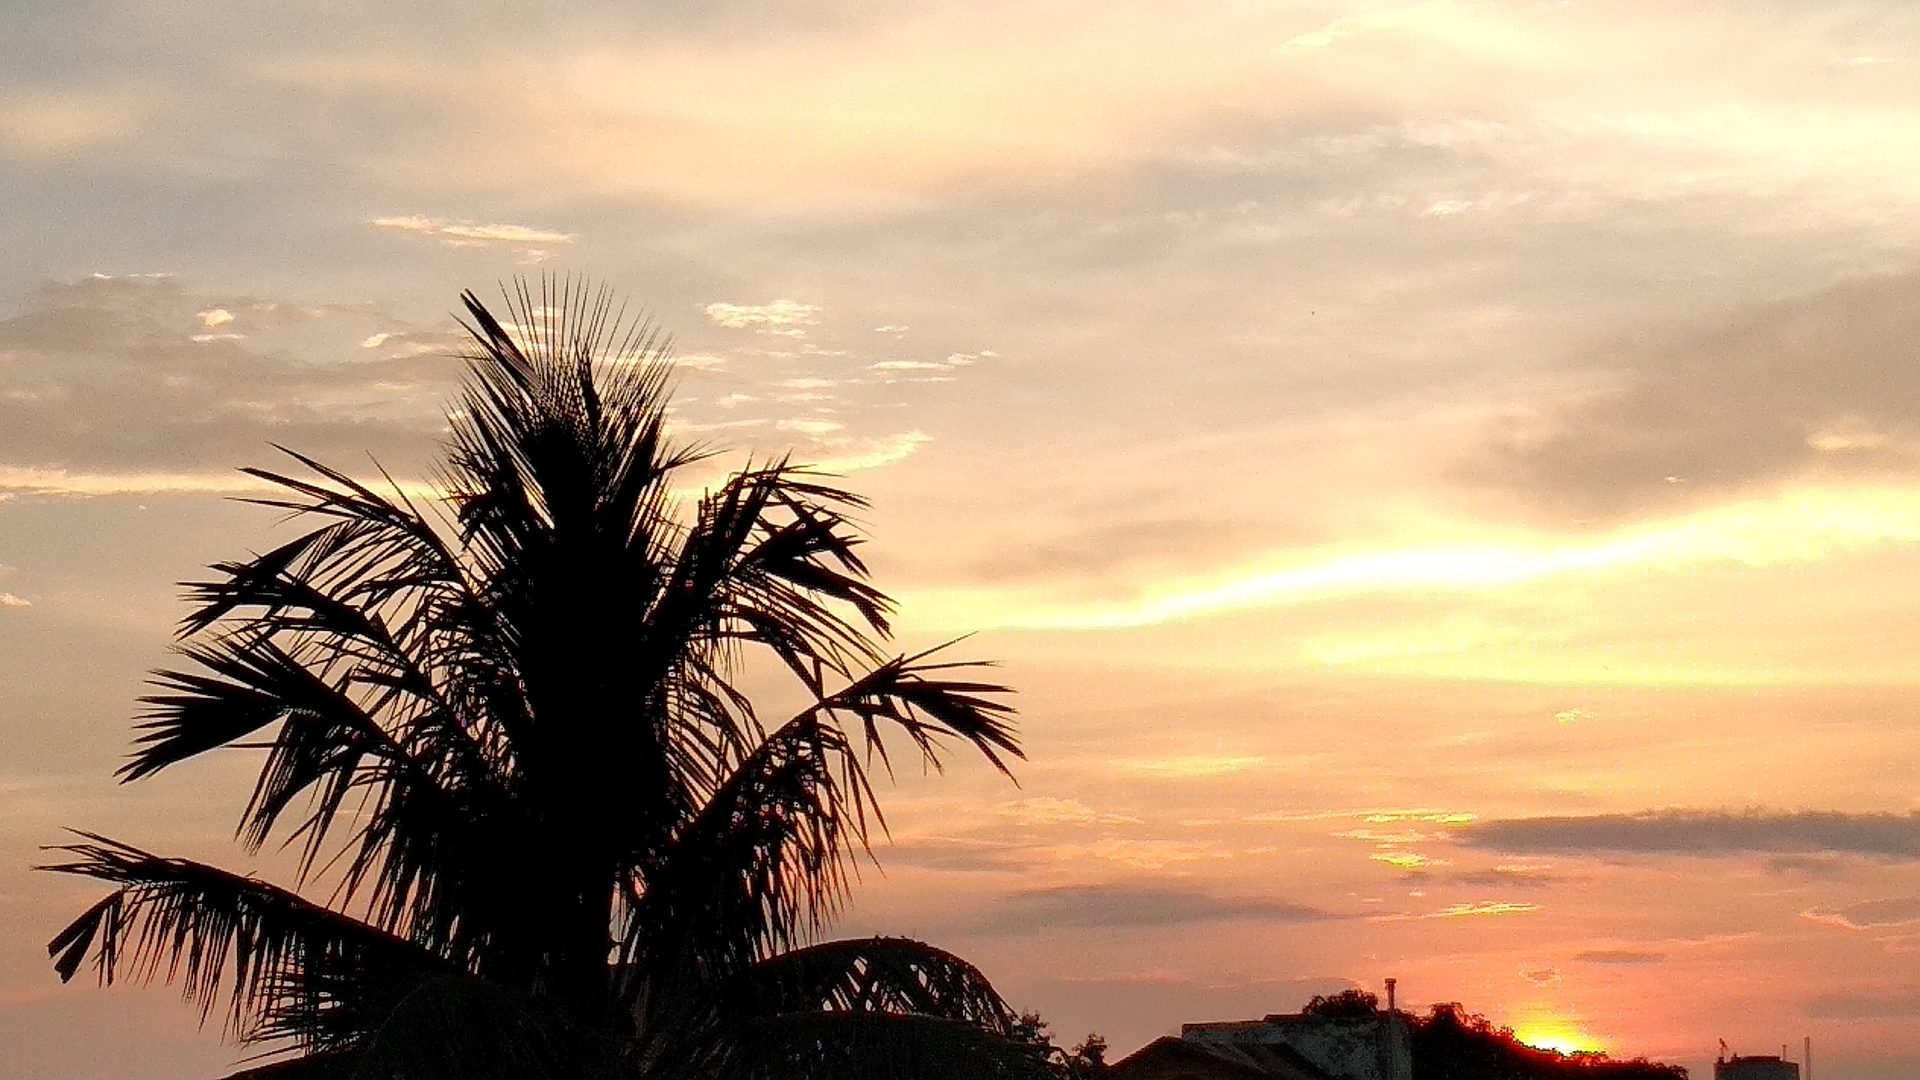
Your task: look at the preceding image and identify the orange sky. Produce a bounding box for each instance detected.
[8,2,1920,1077]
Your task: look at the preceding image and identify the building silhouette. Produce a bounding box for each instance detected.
[1714,1053,1799,1080]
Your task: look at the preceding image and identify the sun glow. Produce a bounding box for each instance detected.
[901,484,1920,636]
[1514,1023,1606,1055]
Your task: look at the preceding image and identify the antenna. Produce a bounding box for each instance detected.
[1804,1036,1812,1080]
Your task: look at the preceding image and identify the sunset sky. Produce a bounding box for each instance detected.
[9,1,1920,1077]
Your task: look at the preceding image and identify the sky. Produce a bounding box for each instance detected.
[6,0,1920,1076]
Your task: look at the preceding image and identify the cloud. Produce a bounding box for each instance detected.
[0,89,142,161]
[1807,987,1920,1020]
[776,417,844,437]
[985,883,1338,932]
[0,276,911,500]
[703,299,820,331]
[881,836,1033,875]
[1766,855,1857,880]
[1120,755,1265,778]
[868,359,955,382]
[671,352,728,372]
[0,276,458,494]
[1470,272,1920,521]
[0,593,30,609]
[358,328,467,358]
[370,215,576,248]
[1425,901,1538,919]
[1572,949,1668,966]
[995,797,1142,828]
[1521,967,1561,986]
[1445,864,1570,889]
[1079,837,1218,871]
[808,431,931,473]
[951,484,1920,632]
[1372,851,1443,870]
[1459,810,1920,861]
[1803,897,1920,930]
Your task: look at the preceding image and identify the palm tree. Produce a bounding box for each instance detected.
[42,282,1040,1080]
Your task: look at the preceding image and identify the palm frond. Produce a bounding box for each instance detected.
[743,937,1021,1033]
[215,1050,357,1080]
[627,651,1017,982]
[40,833,450,1046]
[305,970,596,1080]
[134,636,479,881]
[724,1011,1051,1080]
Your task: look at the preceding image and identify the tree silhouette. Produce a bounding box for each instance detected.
[1303,989,1380,1018]
[1410,1004,1688,1080]
[41,282,1042,1080]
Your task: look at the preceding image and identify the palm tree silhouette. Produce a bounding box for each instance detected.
[42,282,1038,1080]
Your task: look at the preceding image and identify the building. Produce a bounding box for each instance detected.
[1109,1034,1337,1080]
[1183,1011,1411,1080]
[1715,1055,1799,1080]
[1112,983,1412,1080]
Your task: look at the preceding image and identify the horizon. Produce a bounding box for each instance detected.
[9,2,1920,1078]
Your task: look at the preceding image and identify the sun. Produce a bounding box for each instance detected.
[1514,1023,1606,1055]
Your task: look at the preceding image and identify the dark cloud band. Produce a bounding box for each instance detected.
[1458,810,1920,861]
[985,883,1339,932]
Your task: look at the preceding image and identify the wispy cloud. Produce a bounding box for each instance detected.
[1428,901,1538,918]
[809,431,931,473]
[1808,987,1920,1020]
[0,277,459,495]
[995,797,1142,828]
[1471,272,1920,522]
[0,592,30,609]
[370,215,576,248]
[1804,897,1920,930]
[933,485,1920,632]
[1572,949,1668,966]
[1120,755,1266,778]
[703,299,820,331]
[776,417,844,437]
[1249,808,1479,825]
[0,89,141,161]
[880,836,1032,875]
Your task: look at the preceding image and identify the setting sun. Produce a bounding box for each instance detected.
[1515,1024,1607,1056]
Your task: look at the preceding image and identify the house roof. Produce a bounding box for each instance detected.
[1112,1036,1339,1080]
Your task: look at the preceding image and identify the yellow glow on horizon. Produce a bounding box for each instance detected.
[902,484,1920,634]
[1513,1022,1606,1055]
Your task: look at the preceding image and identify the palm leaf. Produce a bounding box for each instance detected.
[725,1011,1050,1080]
[40,833,450,1046]
[626,651,1017,985]
[743,936,1021,1032]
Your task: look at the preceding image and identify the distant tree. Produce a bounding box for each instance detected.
[1012,1012,1107,1079]
[1068,1033,1110,1078]
[1408,1003,1687,1080]
[1303,989,1381,1018]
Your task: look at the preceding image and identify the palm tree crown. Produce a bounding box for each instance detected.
[43,282,1038,1080]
